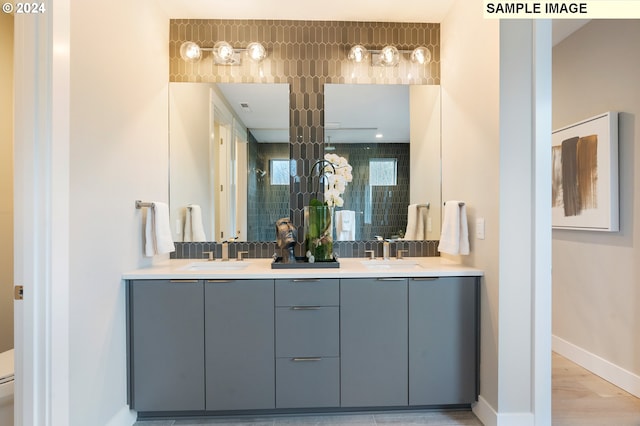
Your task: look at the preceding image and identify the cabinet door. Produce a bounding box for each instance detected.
[129,280,205,412]
[340,278,408,407]
[276,307,339,358]
[409,277,479,405]
[205,279,275,410]
[276,357,340,408]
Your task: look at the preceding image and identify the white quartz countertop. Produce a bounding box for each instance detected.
[123,257,483,280]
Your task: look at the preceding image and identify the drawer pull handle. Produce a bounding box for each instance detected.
[376,278,406,281]
[412,277,438,281]
[169,279,199,283]
[207,279,234,283]
[291,306,321,310]
[292,279,320,282]
[292,357,322,362]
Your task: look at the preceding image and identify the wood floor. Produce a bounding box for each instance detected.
[135,352,640,425]
[552,352,640,425]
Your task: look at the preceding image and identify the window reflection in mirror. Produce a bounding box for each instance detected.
[169,82,290,243]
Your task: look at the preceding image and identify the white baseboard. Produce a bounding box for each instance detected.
[472,395,534,426]
[105,405,136,426]
[473,396,497,426]
[553,335,640,398]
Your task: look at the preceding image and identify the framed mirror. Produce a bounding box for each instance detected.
[324,84,442,241]
[169,82,290,243]
[169,82,441,244]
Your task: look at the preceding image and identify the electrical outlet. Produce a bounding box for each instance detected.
[476,218,485,240]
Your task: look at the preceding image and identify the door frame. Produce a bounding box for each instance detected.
[13,3,71,425]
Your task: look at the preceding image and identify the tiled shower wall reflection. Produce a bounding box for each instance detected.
[247,139,289,241]
[169,19,441,259]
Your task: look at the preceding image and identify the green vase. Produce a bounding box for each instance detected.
[304,205,334,261]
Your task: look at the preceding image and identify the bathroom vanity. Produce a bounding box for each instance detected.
[124,258,482,419]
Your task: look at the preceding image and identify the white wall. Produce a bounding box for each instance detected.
[68,1,168,424]
[441,0,500,412]
[0,12,14,353]
[552,20,640,396]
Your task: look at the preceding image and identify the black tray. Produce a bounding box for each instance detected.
[271,256,340,269]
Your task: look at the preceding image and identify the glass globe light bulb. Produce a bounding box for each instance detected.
[348,45,369,63]
[247,42,267,62]
[214,41,235,63]
[380,45,400,66]
[179,41,202,62]
[410,46,431,65]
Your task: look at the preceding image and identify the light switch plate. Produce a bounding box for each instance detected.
[476,218,485,240]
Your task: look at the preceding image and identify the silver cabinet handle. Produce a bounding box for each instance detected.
[376,278,406,281]
[207,279,234,283]
[411,277,438,281]
[292,357,322,362]
[291,306,321,310]
[169,279,199,283]
[292,279,320,282]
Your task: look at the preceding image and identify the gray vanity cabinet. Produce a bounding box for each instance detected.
[275,279,340,408]
[409,277,479,405]
[340,278,409,407]
[204,279,275,410]
[127,272,480,416]
[128,279,205,412]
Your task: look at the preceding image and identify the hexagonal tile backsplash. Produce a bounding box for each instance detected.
[170,19,440,259]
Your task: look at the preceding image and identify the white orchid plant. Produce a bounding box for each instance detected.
[321,153,353,207]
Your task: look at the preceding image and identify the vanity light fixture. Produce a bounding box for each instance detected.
[348,45,431,67]
[178,41,268,65]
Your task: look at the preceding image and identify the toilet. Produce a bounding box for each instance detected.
[0,349,14,426]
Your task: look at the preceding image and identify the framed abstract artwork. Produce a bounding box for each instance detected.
[552,112,619,231]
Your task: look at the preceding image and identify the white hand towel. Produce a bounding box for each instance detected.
[144,201,175,257]
[404,204,419,240]
[336,210,356,241]
[438,200,469,255]
[183,206,193,242]
[183,204,207,242]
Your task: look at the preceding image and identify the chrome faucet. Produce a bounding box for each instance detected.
[203,251,215,261]
[237,251,249,261]
[383,240,391,260]
[397,249,408,260]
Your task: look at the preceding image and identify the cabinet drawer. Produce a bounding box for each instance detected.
[276,307,339,357]
[276,357,340,408]
[275,279,339,306]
